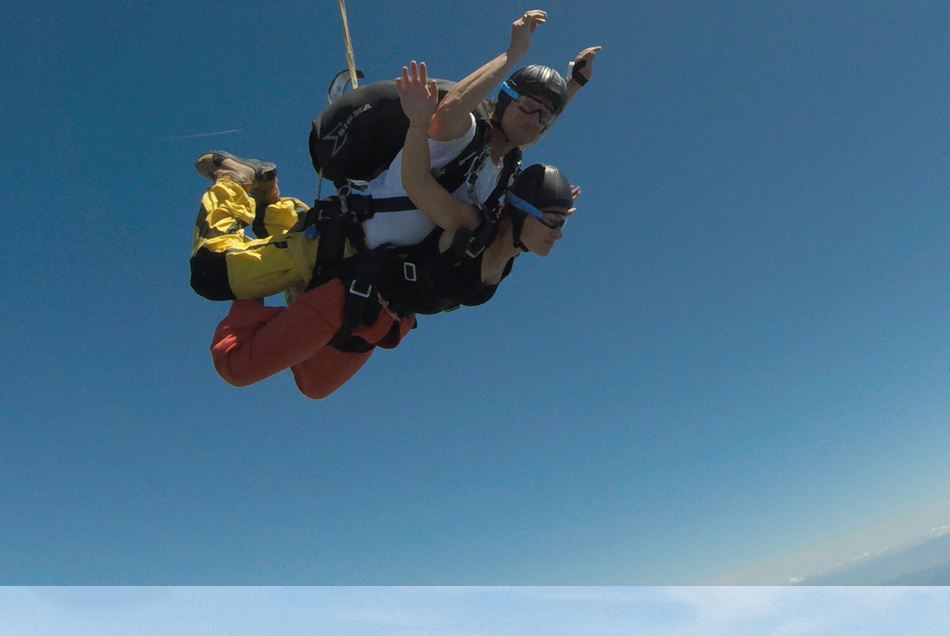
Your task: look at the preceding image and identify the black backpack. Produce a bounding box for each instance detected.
[309,78,491,187]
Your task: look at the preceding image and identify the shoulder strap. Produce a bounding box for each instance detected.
[430,118,493,195]
[484,146,522,211]
[440,144,519,265]
[445,211,500,267]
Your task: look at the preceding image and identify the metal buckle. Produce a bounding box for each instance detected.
[403,262,417,282]
[464,239,485,259]
[338,188,349,214]
[348,280,372,299]
[315,197,338,223]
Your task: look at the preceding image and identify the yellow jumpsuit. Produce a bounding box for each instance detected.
[190,179,349,300]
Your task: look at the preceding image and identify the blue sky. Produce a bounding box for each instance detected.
[3,0,950,584]
[2,587,950,635]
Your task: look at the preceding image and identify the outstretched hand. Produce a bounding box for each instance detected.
[569,46,602,85]
[396,61,439,128]
[509,9,546,57]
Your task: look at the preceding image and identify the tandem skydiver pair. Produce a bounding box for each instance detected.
[188,9,601,398]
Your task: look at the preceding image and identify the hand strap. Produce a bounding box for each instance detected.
[570,60,589,86]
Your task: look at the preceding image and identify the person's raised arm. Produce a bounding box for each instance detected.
[564,46,602,106]
[427,10,546,142]
[397,61,480,231]
[518,45,603,149]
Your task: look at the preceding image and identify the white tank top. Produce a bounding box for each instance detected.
[362,116,503,249]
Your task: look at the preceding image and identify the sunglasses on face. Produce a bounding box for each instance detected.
[507,192,569,229]
[500,82,558,125]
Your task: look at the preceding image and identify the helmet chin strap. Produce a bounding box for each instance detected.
[508,206,530,252]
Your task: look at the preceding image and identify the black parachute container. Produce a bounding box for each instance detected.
[309,78,491,187]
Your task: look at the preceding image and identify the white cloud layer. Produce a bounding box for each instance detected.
[1,587,949,636]
[930,524,950,538]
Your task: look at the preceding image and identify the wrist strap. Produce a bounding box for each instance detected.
[571,60,589,86]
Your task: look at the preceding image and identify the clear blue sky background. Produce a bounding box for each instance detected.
[2,587,950,635]
[3,0,950,584]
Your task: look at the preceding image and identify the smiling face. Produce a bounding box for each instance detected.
[514,205,571,257]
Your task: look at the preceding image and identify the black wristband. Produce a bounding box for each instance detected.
[571,60,589,86]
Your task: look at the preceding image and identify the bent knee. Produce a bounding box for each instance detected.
[213,363,258,388]
[293,378,335,400]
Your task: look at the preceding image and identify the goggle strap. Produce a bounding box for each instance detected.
[507,192,545,220]
[499,81,520,101]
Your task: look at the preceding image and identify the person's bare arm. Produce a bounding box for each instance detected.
[398,62,480,231]
[427,10,547,142]
[564,46,602,106]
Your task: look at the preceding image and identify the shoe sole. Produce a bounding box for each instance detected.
[195,151,276,181]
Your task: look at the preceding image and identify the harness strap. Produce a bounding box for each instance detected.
[357,195,415,215]
[318,247,390,342]
[386,252,453,316]
[304,196,372,300]
[252,203,269,238]
[430,119,493,196]
[487,147,523,210]
[445,222,492,268]
[328,332,375,353]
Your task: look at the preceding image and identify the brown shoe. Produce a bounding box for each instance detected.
[195,151,276,186]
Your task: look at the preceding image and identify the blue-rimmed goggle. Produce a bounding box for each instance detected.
[507,192,569,229]
[499,82,559,126]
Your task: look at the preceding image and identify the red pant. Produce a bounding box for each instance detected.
[210,279,414,398]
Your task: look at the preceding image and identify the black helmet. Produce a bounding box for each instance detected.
[505,164,573,250]
[510,163,573,209]
[496,65,569,124]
